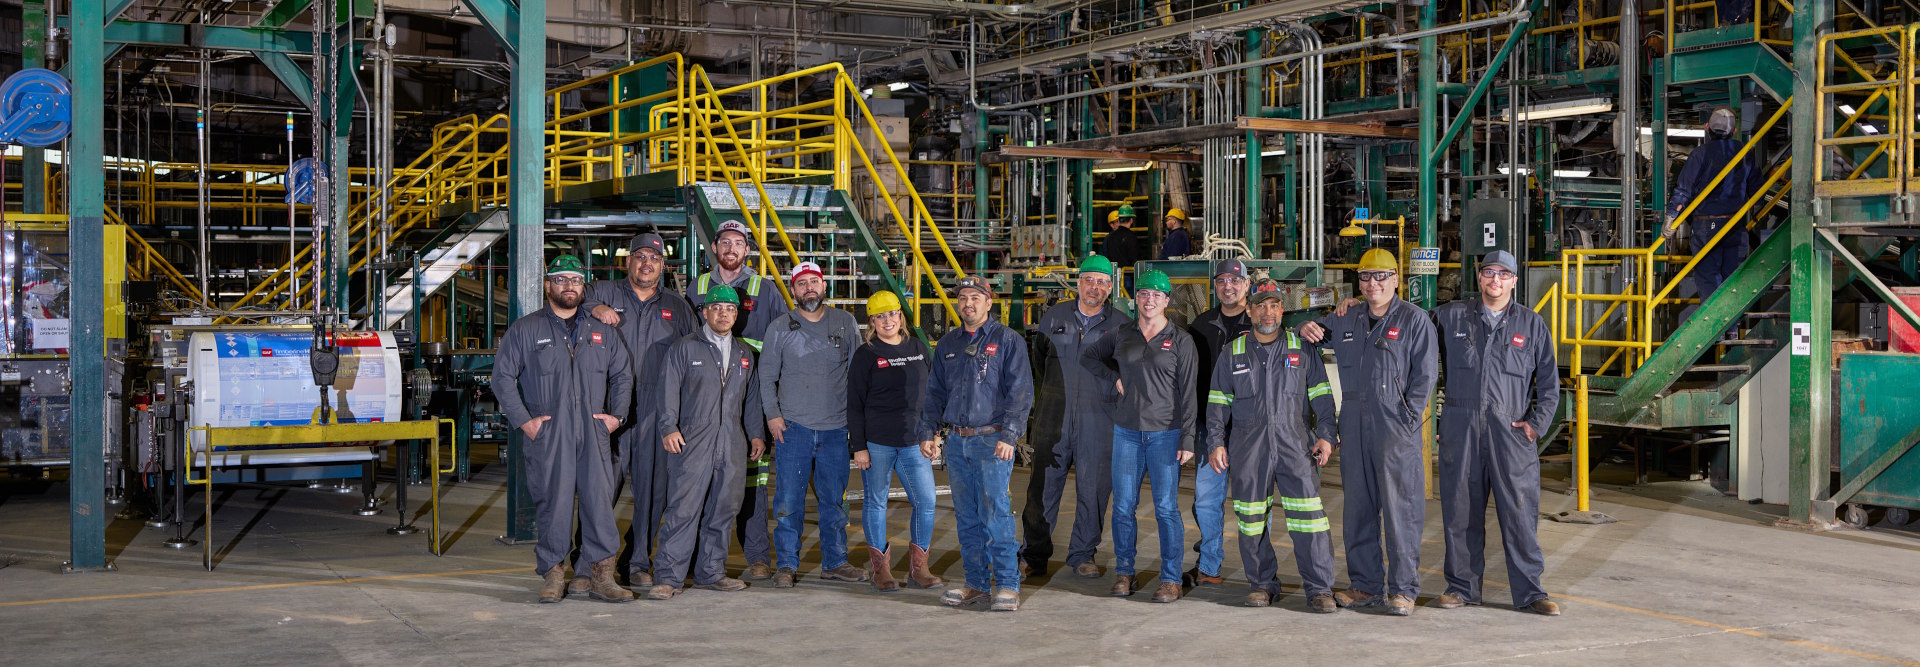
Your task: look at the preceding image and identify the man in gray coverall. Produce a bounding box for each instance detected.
[584,233,695,589]
[1300,248,1439,617]
[1207,278,1340,612]
[647,284,768,600]
[1431,251,1562,616]
[492,254,635,603]
[687,219,789,579]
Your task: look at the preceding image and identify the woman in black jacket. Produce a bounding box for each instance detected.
[847,291,943,592]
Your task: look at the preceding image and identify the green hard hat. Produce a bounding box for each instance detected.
[1117,203,1136,218]
[1079,254,1115,276]
[705,284,740,306]
[546,254,586,277]
[1136,269,1173,295]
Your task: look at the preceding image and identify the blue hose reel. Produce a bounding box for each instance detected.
[0,68,73,148]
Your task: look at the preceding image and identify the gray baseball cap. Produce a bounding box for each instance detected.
[629,233,666,255]
[1481,250,1519,274]
[1215,258,1249,280]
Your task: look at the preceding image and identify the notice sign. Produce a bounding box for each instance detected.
[1409,247,1441,276]
[30,318,70,350]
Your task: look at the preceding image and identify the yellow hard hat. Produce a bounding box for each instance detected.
[1358,248,1399,272]
[865,290,903,317]
[1107,210,1120,224]
[1165,208,1188,222]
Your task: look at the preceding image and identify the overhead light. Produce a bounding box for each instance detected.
[860,82,912,97]
[1641,126,1707,138]
[1224,148,1288,159]
[1497,164,1532,175]
[1499,98,1613,122]
[1552,168,1592,178]
[1091,159,1155,174]
[1839,104,1858,116]
[1862,124,1880,134]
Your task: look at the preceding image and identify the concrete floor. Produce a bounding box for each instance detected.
[3,455,1918,667]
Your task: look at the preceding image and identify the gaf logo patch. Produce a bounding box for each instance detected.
[1386,327,1401,340]
[740,357,751,370]
[661,310,673,320]
[1342,332,1355,342]
[1160,339,1174,351]
[261,348,274,357]
[985,343,999,356]
[876,357,891,369]
[591,332,603,344]
[1287,353,1301,368]
[1511,334,1526,348]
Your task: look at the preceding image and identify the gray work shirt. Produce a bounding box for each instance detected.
[1081,321,1201,453]
[758,307,860,429]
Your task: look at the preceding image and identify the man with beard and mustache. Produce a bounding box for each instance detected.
[1206,278,1340,612]
[920,276,1034,612]
[1429,251,1562,617]
[1019,254,1130,579]
[648,284,768,599]
[491,255,635,603]
[1300,248,1438,617]
[759,261,867,587]
[688,219,790,580]
[583,233,696,591]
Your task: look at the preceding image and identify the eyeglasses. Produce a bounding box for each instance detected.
[1478,267,1516,280]
[630,252,665,265]
[1357,271,1396,283]
[1135,290,1169,302]
[547,276,586,286]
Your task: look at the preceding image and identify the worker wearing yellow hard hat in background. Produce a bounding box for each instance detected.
[1159,208,1192,260]
[1298,247,1439,617]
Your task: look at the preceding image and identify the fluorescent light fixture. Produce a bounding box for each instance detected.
[1091,159,1155,174]
[1862,124,1880,134]
[1641,126,1707,138]
[1497,164,1532,175]
[1552,168,1592,178]
[1224,149,1289,159]
[1839,104,1858,116]
[860,82,912,96]
[1499,98,1613,122]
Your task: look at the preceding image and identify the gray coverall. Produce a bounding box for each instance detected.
[1020,301,1130,571]
[492,308,634,575]
[581,280,695,579]
[1311,298,1439,599]
[1434,300,1559,608]
[654,330,767,589]
[688,267,788,566]
[1207,331,1340,597]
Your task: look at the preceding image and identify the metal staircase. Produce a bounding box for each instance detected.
[374,209,509,329]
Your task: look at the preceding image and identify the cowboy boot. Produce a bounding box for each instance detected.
[869,545,900,593]
[906,544,944,589]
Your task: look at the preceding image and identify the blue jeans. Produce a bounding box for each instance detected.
[860,443,937,551]
[946,433,1020,592]
[1110,425,1185,586]
[772,422,852,571]
[1193,459,1227,577]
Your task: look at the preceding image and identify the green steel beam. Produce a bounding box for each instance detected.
[1610,227,1788,413]
[67,19,317,53]
[1820,228,1920,349]
[462,0,521,59]
[69,0,112,573]
[1244,28,1263,252]
[1668,42,1793,103]
[503,0,545,543]
[254,51,314,107]
[23,0,46,215]
[257,0,315,27]
[1426,5,1532,174]
[1787,0,1832,524]
[106,0,138,22]
[1414,0,1437,308]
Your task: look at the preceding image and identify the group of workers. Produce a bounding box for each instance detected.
[491,218,1564,616]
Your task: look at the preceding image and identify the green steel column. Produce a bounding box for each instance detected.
[975,107,990,245]
[1078,79,1096,257]
[329,6,359,312]
[1787,0,1832,524]
[503,0,546,543]
[1282,133,1297,257]
[1243,28,1264,252]
[1651,57,1669,230]
[1414,0,1438,308]
[67,0,110,572]
[22,0,47,214]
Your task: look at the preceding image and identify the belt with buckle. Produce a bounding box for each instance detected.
[948,424,1000,437]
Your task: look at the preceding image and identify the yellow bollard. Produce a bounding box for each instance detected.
[1575,374,1590,512]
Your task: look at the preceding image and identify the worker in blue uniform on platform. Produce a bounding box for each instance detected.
[1664,107,1756,305]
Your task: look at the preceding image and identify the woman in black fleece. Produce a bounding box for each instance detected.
[848,291,943,592]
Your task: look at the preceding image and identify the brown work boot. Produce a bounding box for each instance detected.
[568,575,591,595]
[538,567,569,603]
[942,586,990,607]
[645,584,678,600]
[587,558,635,603]
[1244,590,1272,608]
[692,577,749,592]
[1019,560,1033,579]
[629,570,654,588]
[1308,593,1338,613]
[1386,594,1415,616]
[1110,574,1136,597]
[1150,582,1182,603]
[990,587,1021,611]
[821,562,869,582]
[1334,589,1381,608]
[1434,592,1470,609]
[868,545,900,593]
[1073,562,1102,578]
[1183,567,1224,587]
[745,562,774,580]
[1522,598,1563,616]
[773,567,797,588]
[906,544,944,589]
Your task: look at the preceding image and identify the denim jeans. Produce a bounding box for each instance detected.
[1110,425,1185,586]
[945,433,1020,592]
[772,421,852,571]
[860,443,937,551]
[1193,460,1227,577]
